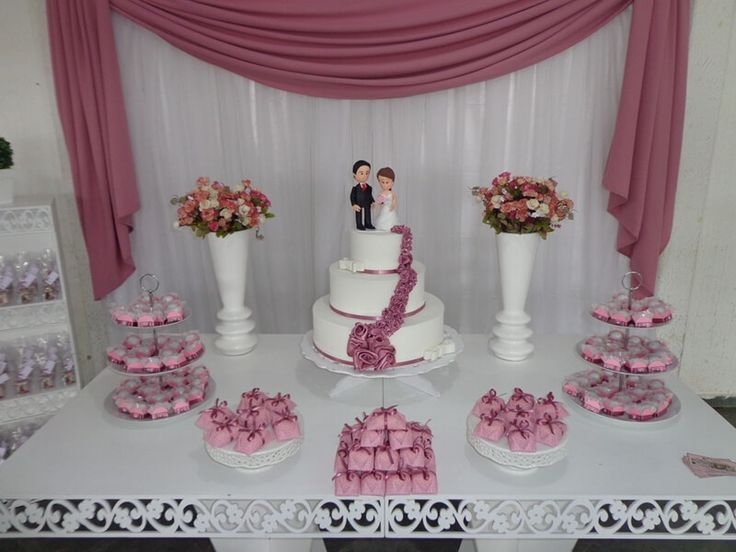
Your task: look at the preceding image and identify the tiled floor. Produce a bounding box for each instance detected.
[2,408,735,552]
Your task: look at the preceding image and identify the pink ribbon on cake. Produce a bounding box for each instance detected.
[330,302,425,320]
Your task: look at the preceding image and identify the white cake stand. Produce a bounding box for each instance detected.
[466,414,568,472]
[300,326,463,398]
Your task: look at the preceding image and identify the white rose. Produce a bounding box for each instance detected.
[491,195,504,208]
[526,199,540,210]
[537,203,550,215]
[221,208,233,220]
[233,182,245,192]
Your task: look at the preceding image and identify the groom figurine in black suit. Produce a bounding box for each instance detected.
[350,159,375,230]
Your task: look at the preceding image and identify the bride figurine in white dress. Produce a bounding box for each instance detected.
[373,166,398,231]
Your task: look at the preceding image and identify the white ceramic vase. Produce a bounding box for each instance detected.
[490,232,540,361]
[0,168,15,205]
[207,230,257,355]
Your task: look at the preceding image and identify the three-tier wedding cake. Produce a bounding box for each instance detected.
[311,228,448,370]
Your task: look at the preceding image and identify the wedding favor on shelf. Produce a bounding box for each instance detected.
[466,388,568,471]
[197,388,302,470]
[109,365,211,421]
[0,333,76,400]
[333,406,437,496]
[0,250,62,307]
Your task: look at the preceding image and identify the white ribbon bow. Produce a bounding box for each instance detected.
[338,258,365,273]
[423,338,456,361]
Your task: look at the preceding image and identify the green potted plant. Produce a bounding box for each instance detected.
[0,137,14,204]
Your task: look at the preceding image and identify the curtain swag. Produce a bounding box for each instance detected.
[47,0,689,298]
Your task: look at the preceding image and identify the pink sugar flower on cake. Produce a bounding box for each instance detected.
[360,471,386,496]
[386,470,413,495]
[507,387,535,411]
[334,471,361,496]
[411,469,438,494]
[535,415,567,447]
[472,389,505,418]
[473,414,505,443]
[507,420,536,453]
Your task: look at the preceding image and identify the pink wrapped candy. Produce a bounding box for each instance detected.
[347,444,374,472]
[334,471,361,496]
[386,470,413,495]
[272,413,301,441]
[233,427,269,454]
[534,392,569,419]
[399,442,425,469]
[374,445,400,471]
[535,415,567,447]
[411,469,438,494]
[388,428,413,450]
[507,420,536,453]
[472,389,505,418]
[360,471,385,496]
[507,388,535,412]
[473,414,505,443]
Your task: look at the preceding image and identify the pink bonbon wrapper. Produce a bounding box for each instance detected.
[347,445,374,472]
[234,428,268,454]
[239,388,267,410]
[374,445,399,471]
[534,392,569,419]
[385,408,407,430]
[388,428,414,450]
[507,423,537,452]
[129,402,148,419]
[411,469,438,494]
[195,399,234,430]
[423,447,437,472]
[273,413,301,441]
[266,392,297,414]
[503,407,534,426]
[334,471,361,496]
[507,388,535,411]
[473,415,505,443]
[334,449,349,473]
[472,389,505,418]
[172,397,190,414]
[399,444,425,469]
[385,471,413,495]
[535,416,567,447]
[360,472,386,496]
[240,406,272,428]
[359,429,385,448]
[205,424,235,448]
[149,402,170,420]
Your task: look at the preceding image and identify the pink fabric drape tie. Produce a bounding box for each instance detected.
[46,0,689,297]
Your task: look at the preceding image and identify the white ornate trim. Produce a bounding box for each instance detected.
[0,498,383,537]
[0,301,68,331]
[385,498,736,537]
[205,436,303,470]
[0,387,77,424]
[0,206,53,234]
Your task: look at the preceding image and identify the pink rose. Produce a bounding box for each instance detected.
[353,348,378,371]
[367,333,389,351]
[374,344,396,370]
[347,323,370,356]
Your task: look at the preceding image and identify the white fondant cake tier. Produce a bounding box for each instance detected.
[329,261,426,318]
[350,229,402,271]
[312,293,445,365]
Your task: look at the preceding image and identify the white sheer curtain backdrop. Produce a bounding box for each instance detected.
[110,8,630,338]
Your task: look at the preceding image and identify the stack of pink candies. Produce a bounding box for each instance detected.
[112,365,209,419]
[579,331,674,373]
[471,388,568,452]
[110,292,187,327]
[563,368,674,420]
[107,332,204,373]
[196,388,301,455]
[591,293,672,327]
[333,406,437,496]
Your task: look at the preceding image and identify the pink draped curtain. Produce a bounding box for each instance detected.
[46,0,689,298]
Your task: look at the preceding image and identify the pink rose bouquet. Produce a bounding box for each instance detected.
[171,177,274,238]
[471,172,574,238]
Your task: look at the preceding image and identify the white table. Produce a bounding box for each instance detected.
[1,334,735,549]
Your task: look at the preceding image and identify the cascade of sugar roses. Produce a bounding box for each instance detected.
[471,172,574,361]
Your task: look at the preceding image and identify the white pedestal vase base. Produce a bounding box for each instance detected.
[489,232,540,362]
[207,231,258,356]
[0,168,15,205]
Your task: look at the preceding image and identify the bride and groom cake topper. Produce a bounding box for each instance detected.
[350,160,398,231]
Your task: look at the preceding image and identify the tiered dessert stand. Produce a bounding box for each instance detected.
[104,274,213,423]
[565,271,681,426]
